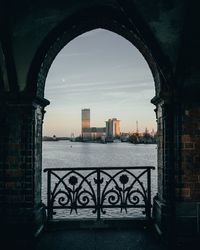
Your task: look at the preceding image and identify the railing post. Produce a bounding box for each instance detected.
[147,168,151,219]
[47,170,53,220]
[97,168,101,221]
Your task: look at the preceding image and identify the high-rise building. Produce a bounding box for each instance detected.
[81,108,106,141]
[81,109,90,135]
[106,118,120,138]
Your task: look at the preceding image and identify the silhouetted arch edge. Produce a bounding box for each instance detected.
[27,6,172,100]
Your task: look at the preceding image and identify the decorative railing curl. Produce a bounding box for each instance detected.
[44,166,155,221]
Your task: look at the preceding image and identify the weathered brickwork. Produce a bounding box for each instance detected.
[153,99,200,238]
[175,105,200,201]
[0,100,46,234]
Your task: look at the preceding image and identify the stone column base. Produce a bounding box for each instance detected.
[153,196,200,245]
[152,195,169,236]
[0,204,46,241]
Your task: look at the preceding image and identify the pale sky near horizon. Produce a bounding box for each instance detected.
[43,29,156,137]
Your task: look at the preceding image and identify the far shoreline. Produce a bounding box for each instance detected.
[42,139,157,145]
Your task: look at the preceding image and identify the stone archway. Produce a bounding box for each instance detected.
[0,4,181,246]
[1,2,200,248]
[26,6,175,237]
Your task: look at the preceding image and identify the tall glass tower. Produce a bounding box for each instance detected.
[81,109,90,134]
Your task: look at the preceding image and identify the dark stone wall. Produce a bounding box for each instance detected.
[172,103,200,239]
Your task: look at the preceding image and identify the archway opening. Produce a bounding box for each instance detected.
[42,28,157,221]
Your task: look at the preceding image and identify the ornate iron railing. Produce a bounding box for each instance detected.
[44,166,155,221]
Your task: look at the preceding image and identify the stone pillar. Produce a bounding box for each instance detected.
[153,96,200,243]
[152,96,176,240]
[0,96,49,242]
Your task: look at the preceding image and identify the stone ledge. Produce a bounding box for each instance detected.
[46,217,153,231]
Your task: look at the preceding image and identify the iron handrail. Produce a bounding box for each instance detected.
[44,166,155,171]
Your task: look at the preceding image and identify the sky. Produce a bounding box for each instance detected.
[43,29,156,137]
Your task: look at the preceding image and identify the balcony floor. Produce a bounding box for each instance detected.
[35,225,165,250]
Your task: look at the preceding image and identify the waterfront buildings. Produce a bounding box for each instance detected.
[81,109,122,141]
[80,109,156,143]
[105,118,120,138]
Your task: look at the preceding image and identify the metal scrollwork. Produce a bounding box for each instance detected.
[44,166,154,220]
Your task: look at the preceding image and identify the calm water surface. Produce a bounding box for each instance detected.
[42,141,157,219]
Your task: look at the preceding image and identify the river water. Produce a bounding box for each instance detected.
[42,141,157,219]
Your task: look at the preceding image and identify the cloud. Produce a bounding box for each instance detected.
[57,52,90,58]
[46,78,154,92]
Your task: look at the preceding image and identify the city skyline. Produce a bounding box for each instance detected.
[43,29,156,137]
[81,108,121,141]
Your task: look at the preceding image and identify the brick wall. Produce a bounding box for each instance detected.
[153,100,200,238]
[176,105,200,201]
[0,100,46,236]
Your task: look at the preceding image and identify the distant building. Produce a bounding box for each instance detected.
[81,109,106,141]
[81,109,90,136]
[82,127,106,140]
[106,118,120,138]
